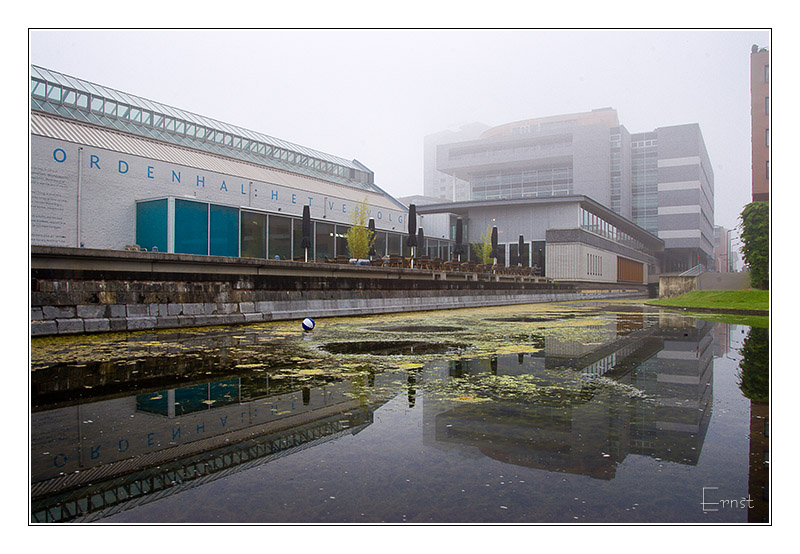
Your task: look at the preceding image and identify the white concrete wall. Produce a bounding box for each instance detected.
[546,242,618,282]
[31,135,408,250]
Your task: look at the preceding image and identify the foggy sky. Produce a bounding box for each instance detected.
[29,29,770,232]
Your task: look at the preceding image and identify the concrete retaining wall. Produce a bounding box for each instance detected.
[31,246,648,336]
[31,288,645,336]
[658,276,699,298]
[659,271,751,298]
[698,271,751,291]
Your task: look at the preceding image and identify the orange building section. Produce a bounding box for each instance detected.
[751,46,770,202]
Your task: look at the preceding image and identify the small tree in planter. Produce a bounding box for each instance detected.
[471,225,494,265]
[346,198,376,261]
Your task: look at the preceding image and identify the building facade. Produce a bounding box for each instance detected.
[750,45,770,203]
[416,195,663,285]
[429,108,715,273]
[423,123,489,202]
[30,66,411,261]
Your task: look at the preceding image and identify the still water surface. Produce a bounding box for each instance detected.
[30,301,769,523]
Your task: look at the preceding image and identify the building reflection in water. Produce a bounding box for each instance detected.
[31,362,395,523]
[31,309,768,523]
[422,310,715,480]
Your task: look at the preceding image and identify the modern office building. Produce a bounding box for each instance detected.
[750,45,770,202]
[428,108,715,273]
[423,122,489,202]
[30,66,410,261]
[713,225,739,273]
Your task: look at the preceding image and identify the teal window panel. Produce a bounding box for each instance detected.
[135,199,168,253]
[135,391,170,416]
[209,204,239,257]
[175,199,209,255]
[210,379,240,407]
[175,383,211,415]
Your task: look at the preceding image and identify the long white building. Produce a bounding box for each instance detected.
[30,66,410,261]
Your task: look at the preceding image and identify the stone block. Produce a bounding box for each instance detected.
[126,304,149,317]
[43,305,76,320]
[177,315,197,326]
[56,318,84,334]
[156,316,181,329]
[239,302,255,313]
[31,320,58,336]
[217,303,237,314]
[31,307,43,321]
[168,303,183,316]
[127,317,156,330]
[220,313,245,325]
[77,305,108,319]
[106,318,126,331]
[243,312,263,322]
[193,315,215,327]
[182,303,204,315]
[255,301,274,313]
[84,318,111,333]
[108,304,127,318]
[203,303,218,315]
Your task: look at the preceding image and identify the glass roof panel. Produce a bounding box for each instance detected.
[30,65,378,191]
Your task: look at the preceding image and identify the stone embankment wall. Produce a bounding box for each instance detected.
[32,247,648,336]
[659,271,751,298]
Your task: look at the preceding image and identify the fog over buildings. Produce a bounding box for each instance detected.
[29,29,769,233]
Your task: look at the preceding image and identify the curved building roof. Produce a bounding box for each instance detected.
[30,65,390,198]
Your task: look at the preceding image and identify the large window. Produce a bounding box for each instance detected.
[210,204,239,257]
[315,222,335,261]
[374,231,387,257]
[335,225,350,258]
[293,218,307,260]
[388,233,402,255]
[136,199,168,253]
[175,199,209,255]
[241,211,266,258]
[510,241,529,267]
[268,215,292,260]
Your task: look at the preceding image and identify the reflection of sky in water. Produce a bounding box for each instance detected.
[30,304,768,523]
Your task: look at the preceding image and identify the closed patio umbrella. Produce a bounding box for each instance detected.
[368,218,377,258]
[417,228,425,254]
[518,235,525,266]
[406,204,417,267]
[454,217,464,261]
[406,204,417,248]
[490,226,499,264]
[301,205,312,262]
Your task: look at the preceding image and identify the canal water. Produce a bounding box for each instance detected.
[30,301,769,524]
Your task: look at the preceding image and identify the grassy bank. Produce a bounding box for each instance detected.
[648,290,768,311]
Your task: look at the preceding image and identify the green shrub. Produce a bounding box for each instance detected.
[739,201,769,289]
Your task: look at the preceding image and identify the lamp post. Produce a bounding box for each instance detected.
[726,228,734,272]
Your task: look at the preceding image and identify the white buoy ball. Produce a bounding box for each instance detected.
[302,317,315,331]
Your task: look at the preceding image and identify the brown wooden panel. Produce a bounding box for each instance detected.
[617,256,644,283]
